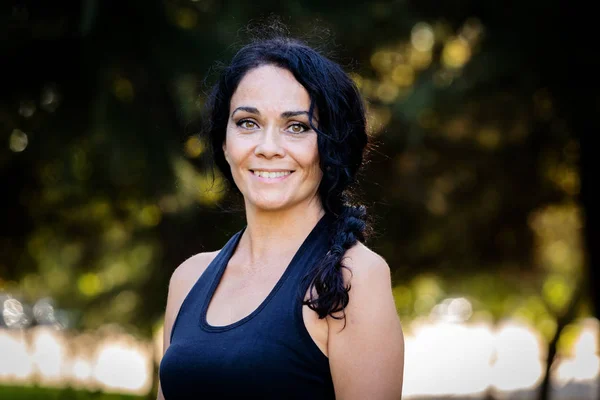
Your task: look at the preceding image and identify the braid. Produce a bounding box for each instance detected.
[301,203,367,329]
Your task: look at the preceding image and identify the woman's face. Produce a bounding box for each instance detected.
[223,65,322,213]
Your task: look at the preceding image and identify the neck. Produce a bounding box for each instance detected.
[240,196,325,266]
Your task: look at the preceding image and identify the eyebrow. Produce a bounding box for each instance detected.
[230,107,314,121]
[231,106,260,117]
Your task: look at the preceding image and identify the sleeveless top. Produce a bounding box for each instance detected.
[159,214,336,399]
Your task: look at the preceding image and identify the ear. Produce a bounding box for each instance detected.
[222,142,229,163]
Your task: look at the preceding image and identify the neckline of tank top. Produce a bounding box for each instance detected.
[199,213,333,333]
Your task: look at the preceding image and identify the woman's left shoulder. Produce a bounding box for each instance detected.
[342,242,391,283]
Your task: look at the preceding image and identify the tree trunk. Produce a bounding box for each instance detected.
[539,286,584,400]
[548,4,599,399]
[566,10,599,400]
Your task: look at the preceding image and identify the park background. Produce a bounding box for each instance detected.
[1,0,598,399]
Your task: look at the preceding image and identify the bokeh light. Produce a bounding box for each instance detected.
[9,129,28,152]
[411,22,435,52]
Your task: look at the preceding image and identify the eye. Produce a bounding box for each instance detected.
[237,119,258,129]
[287,123,309,134]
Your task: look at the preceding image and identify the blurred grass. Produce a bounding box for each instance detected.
[0,385,145,400]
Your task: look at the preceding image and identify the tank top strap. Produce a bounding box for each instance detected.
[281,213,334,309]
[273,213,334,367]
[169,227,245,343]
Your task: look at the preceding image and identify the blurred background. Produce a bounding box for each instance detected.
[1,0,597,399]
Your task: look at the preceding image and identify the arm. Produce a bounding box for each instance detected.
[156,252,219,400]
[327,244,405,400]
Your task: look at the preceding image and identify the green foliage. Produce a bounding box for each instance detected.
[0,385,143,400]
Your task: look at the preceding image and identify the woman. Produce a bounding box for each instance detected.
[158,36,404,399]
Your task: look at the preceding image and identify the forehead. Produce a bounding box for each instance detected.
[230,65,311,112]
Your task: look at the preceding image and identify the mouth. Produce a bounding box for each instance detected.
[249,169,294,181]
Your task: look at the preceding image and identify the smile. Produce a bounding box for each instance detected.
[250,170,294,181]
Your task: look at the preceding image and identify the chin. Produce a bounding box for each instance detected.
[247,194,296,212]
[252,200,292,212]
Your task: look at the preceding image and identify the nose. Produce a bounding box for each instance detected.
[254,126,285,159]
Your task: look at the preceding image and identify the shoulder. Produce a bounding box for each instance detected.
[168,251,220,290]
[326,241,395,329]
[162,250,219,349]
[166,250,220,308]
[339,242,391,287]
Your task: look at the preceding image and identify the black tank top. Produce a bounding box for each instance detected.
[159,214,336,399]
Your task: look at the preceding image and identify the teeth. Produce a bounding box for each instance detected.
[253,170,291,178]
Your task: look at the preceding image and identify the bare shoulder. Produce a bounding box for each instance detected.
[169,251,220,290]
[167,250,220,308]
[162,250,220,349]
[327,241,395,328]
[340,241,391,285]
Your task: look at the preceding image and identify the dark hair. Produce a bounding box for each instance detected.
[204,36,369,326]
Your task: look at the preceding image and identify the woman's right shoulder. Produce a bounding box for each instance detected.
[162,250,221,350]
[168,251,220,292]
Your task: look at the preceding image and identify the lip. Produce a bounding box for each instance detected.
[249,169,294,182]
[249,169,295,172]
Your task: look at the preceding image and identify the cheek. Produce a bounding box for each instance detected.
[312,164,323,183]
[223,132,250,166]
[302,142,322,180]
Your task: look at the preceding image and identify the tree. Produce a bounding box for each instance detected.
[1,1,594,398]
